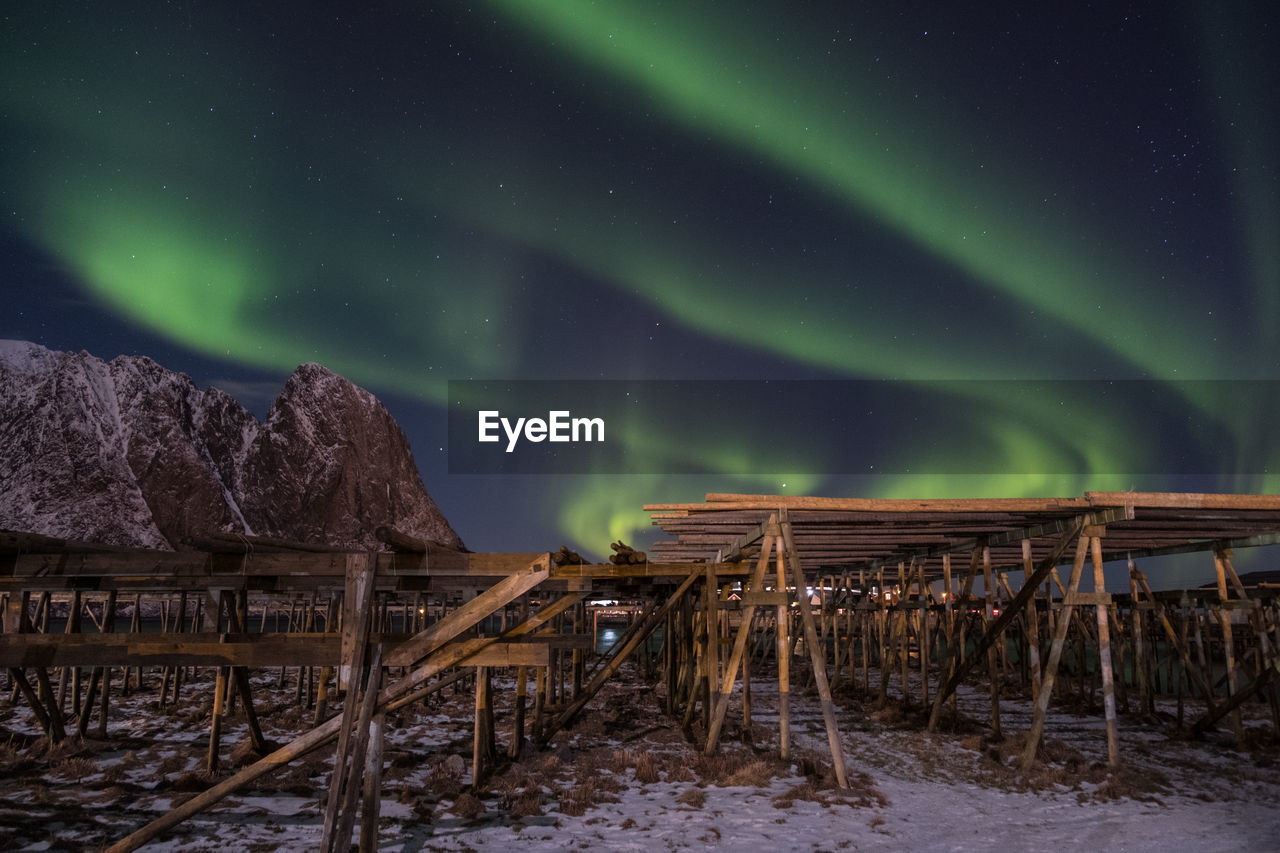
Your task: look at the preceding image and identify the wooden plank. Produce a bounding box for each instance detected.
[0,633,343,667]
[739,591,789,607]
[550,561,749,579]
[1063,592,1114,606]
[1087,491,1280,510]
[648,495,1094,513]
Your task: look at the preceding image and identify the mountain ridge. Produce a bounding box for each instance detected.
[0,340,463,551]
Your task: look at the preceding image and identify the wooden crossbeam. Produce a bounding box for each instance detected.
[383,555,551,668]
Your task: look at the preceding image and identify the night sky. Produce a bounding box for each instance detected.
[2,2,1277,575]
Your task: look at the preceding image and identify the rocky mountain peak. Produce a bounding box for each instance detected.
[0,341,463,551]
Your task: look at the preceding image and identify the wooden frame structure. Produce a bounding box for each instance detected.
[647,491,1280,769]
[1,491,1279,848]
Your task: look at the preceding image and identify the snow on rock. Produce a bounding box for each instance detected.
[0,340,463,550]
[240,362,463,550]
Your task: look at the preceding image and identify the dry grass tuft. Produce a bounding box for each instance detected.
[427,773,463,801]
[510,790,544,817]
[772,781,818,808]
[676,787,706,808]
[170,771,209,793]
[557,778,620,816]
[50,756,98,782]
[724,759,780,787]
[694,750,751,785]
[531,752,562,775]
[631,750,660,784]
[155,754,188,776]
[449,791,484,819]
[604,747,665,784]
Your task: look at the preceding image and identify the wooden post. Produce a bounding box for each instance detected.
[472,666,490,785]
[1020,534,1089,771]
[877,567,891,707]
[510,596,530,759]
[359,707,384,853]
[207,664,229,774]
[705,563,720,718]
[860,569,870,694]
[918,559,930,709]
[1023,539,1043,700]
[127,593,142,696]
[1129,559,1151,714]
[1089,536,1120,768]
[327,645,383,853]
[7,667,65,742]
[775,537,790,760]
[780,513,848,787]
[572,601,584,700]
[206,591,233,774]
[107,588,568,853]
[898,562,910,709]
[741,632,753,739]
[58,589,82,716]
[983,546,1001,739]
[533,665,546,743]
[1212,549,1245,741]
[314,595,337,727]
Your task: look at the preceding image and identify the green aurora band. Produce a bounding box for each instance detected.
[1,3,1276,550]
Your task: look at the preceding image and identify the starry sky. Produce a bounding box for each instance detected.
[2,2,1277,581]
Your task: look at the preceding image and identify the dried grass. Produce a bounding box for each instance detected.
[50,756,97,782]
[557,778,620,816]
[676,787,706,808]
[772,781,818,808]
[510,790,543,817]
[449,791,484,819]
[724,759,779,787]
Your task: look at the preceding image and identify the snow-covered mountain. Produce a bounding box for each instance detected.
[0,340,463,551]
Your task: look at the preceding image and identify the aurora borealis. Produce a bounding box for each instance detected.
[2,2,1277,571]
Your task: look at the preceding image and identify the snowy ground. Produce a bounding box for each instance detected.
[1,663,1277,852]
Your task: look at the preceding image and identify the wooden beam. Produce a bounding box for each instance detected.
[550,561,748,579]
[383,556,551,668]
